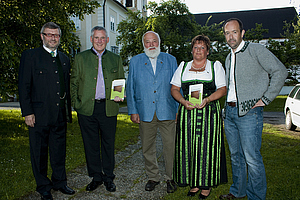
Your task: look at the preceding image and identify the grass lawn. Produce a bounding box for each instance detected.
[164,124,300,200]
[1,95,299,200]
[0,110,139,200]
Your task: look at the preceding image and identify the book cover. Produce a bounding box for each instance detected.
[188,83,203,106]
[110,79,125,100]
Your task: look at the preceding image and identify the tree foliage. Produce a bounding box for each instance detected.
[117,0,198,65]
[0,0,101,100]
[268,16,300,85]
[244,23,269,43]
[196,16,229,65]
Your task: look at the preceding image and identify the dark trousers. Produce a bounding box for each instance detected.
[78,101,117,182]
[29,107,67,194]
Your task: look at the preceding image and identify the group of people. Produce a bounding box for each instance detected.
[18,18,287,200]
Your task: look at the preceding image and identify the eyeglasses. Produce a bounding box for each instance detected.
[42,33,61,38]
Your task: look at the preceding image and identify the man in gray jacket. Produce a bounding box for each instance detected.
[219,18,287,200]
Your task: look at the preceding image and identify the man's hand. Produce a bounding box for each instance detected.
[114,96,124,102]
[25,114,35,127]
[130,114,140,124]
[252,99,265,109]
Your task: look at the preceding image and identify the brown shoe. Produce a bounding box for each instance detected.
[219,193,245,199]
[166,180,177,193]
[145,180,160,191]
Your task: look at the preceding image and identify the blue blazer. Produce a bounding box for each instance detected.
[126,52,178,122]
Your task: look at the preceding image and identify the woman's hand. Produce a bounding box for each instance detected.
[181,99,196,110]
[197,97,210,109]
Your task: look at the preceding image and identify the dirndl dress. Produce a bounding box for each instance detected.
[173,61,228,188]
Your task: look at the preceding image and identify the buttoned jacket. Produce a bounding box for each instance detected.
[70,49,124,117]
[18,47,72,126]
[126,52,178,122]
[225,42,288,116]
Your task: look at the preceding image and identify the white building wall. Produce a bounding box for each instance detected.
[73,0,146,53]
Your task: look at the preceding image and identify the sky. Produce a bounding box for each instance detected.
[151,0,299,14]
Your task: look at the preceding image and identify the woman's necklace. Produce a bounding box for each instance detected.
[191,60,207,71]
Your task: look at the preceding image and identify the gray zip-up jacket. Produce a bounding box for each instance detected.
[225,41,288,117]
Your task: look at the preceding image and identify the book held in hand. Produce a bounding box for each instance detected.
[110,79,125,100]
[188,83,203,106]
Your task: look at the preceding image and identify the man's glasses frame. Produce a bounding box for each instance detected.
[42,33,61,38]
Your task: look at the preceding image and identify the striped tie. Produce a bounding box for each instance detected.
[50,51,55,57]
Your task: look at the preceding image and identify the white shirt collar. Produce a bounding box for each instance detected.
[43,45,57,57]
[231,40,245,54]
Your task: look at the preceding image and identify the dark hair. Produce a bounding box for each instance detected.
[223,18,243,32]
[40,22,61,35]
[191,35,211,50]
[91,26,107,37]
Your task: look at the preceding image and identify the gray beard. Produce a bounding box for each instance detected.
[144,47,160,58]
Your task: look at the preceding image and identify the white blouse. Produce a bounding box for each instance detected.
[170,60,226,89]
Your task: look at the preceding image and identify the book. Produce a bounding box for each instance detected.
[188,83,203,106]
[110,79,125,100]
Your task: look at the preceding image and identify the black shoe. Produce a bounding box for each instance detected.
[53,185,75,195]
[145,180,160,191]
[86,179,103,191]
[199,189,211,200]
[187,188,200,196]
[40,191,53,200]
[104,181,116,192]
[166,180,177,193]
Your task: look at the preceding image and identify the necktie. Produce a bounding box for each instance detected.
[50,51,55,57]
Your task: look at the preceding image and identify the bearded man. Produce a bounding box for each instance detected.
[126,31,178,193]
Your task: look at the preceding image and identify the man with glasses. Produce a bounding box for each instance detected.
[70,26,124,193]
[19,22,75,200]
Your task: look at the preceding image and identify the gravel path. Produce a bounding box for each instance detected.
[20,133,169,200]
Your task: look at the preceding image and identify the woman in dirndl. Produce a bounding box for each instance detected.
[170,35,228,199]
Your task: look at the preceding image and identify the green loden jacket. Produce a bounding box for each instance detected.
[70,48,125,117]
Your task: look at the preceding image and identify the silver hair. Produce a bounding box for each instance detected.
[91,26,107,38]
[142,31,161,47]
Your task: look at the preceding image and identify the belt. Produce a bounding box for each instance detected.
[227,102,236,107]
[95,99,106,103]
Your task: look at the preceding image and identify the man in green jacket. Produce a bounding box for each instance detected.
[70,26,124,192]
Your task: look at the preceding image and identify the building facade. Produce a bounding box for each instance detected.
[72,0,147,53]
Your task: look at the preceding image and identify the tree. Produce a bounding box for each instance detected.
[244,23,269,43]
[0,0,101,101]
[196,16,229,65]
[268,16,300,85]
[117,0,198,65]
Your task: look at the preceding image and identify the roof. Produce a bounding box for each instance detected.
[112,0,128,12]
[194,7,298,39]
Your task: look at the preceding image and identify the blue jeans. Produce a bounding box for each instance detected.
[224,106,266,200]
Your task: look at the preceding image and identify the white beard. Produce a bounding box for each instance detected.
[144,46,160,58]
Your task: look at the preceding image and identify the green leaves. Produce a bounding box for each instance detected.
[0,0,101,100]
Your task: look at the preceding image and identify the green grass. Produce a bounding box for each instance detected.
[163,125,300,200]
[1,95,298,200]
[264,95,287,112]
[0,110,139,200]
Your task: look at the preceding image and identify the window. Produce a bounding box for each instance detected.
[110,16,115,32]
[111,46,119,54]
[126,0,132,7]
[70,16,81,30]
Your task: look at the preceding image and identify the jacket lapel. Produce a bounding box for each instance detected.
[143,58,155,77]
[155,58,163,77]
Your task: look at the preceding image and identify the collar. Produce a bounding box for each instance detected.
[43,45,57,57]
[231,40,245,54]
[91,47,106,57]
